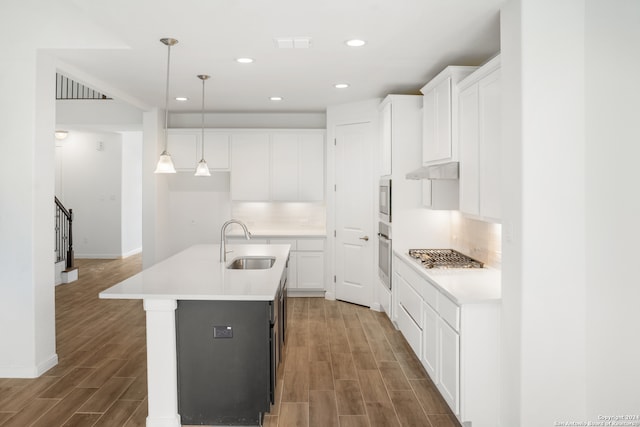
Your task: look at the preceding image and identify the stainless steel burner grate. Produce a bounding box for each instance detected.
[408,249,484,269]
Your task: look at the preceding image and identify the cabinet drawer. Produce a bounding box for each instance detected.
[421,277,438,311]
[269,239,297,251]
[396,275,423,328]
[395,257,437,309]
[439,294,460,332]
[397,304,422,357]
[297,239,325,251]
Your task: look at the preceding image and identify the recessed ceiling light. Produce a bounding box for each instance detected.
[334,83,350,89]
[345,39,366,47]
[236,57,254,64]
[270,96,283,101]
[175,97,188,101]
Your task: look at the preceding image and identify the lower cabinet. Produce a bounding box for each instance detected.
[272,238,325,292]
[393,254,500,427]
[175,300,273,425]
[438,318,460,413]
[229,237,326,293]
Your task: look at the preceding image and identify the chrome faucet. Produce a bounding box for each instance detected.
[220,219,252,262]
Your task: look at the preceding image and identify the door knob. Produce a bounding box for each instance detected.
[359,236,369,241]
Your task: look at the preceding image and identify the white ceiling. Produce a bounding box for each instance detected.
[52,0,505,113]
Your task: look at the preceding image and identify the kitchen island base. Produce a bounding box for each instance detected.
[176,300,274,426]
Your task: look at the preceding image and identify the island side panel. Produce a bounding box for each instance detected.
[143,299,181,427]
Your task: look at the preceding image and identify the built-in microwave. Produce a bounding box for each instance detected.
[379,178,391,223]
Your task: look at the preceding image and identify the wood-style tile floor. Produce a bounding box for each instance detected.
[265,297,461,427]
[0,256,460,427]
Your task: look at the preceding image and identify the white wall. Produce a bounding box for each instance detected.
[121,132,143,257]
[0,0,128,377]
[170,112,326,129]
[57,131,123,258]
[584,0,640,417]
[57,99,143,132]
[167,173,232,255]
[501,0,640,424]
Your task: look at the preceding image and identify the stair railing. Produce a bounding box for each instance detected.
[54,197,74,269]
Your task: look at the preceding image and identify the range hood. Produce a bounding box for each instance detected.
[405,162,459,180]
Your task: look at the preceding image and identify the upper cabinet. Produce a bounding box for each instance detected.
[167,129,230,171]
[230,130,325,202]
[230,133,271,200]
[420,67,477,165]
[458,55,501,221]
[380,101,393,176]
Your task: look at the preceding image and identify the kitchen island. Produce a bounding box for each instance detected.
[99,243,290,427]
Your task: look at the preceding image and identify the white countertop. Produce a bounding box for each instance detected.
[99,244,290,301]
[394,250,501,304]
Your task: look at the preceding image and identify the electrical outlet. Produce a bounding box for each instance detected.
[213,326,233,339]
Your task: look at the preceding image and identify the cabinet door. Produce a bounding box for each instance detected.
[422,89,437,164]
[296,251,324,289]
[479,69,501,220]
[230,133,270,200]
[380,102,392,175]
[434,77,452,161]
[287,252,298,289]
[438,318,460,415]
[422,302,438,381]
[271,134,299,201]
[423,78,452,164]
[459,83,480,216]
[202,132,230,170]
[298,133,324,201]
[167,132,198,170]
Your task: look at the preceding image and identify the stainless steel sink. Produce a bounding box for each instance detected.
[226,256,276,270]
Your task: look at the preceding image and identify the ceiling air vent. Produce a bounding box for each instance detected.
[274,37,312,49]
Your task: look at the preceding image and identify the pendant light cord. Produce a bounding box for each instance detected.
[164,42,172,151]
[201,76,205,160]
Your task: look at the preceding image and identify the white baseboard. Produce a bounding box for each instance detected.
[370,302,382,312]
[324,291,336,301]
[287,289,326,298]
[75,253,120,259]
[121,247,142,258]
[0,353,58,378]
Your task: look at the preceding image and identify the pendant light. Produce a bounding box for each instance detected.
[154,38,178,174]
[194,74,211,176]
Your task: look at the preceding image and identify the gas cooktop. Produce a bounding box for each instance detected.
[408,249,484,269]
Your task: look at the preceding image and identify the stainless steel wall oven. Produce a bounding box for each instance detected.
[378,221,392,290]
[379,178,391,223]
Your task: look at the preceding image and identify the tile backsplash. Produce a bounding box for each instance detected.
[451,212,502,269]
[231,202,326,230]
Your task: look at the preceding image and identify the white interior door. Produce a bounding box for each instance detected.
[334,122,374,307]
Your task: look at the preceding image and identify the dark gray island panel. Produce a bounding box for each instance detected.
[175,300,273,425]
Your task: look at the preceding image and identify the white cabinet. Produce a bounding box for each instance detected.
[420,67,476,165]
[380,101,392,176]
[438,317,460,413]
[261,238,325,292]
[422,301,438,380]
[296,251,324,289]
[393,254,500,427]
[458,55,502,221]
[272,132,324,201]
[230,131,325,202]
[230,133,271,201]
[167,129,230,171]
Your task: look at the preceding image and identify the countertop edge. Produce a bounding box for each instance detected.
[394,249,502,305]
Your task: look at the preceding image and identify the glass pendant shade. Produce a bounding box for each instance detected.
[195,159,211,176]
[154,150,176,173]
